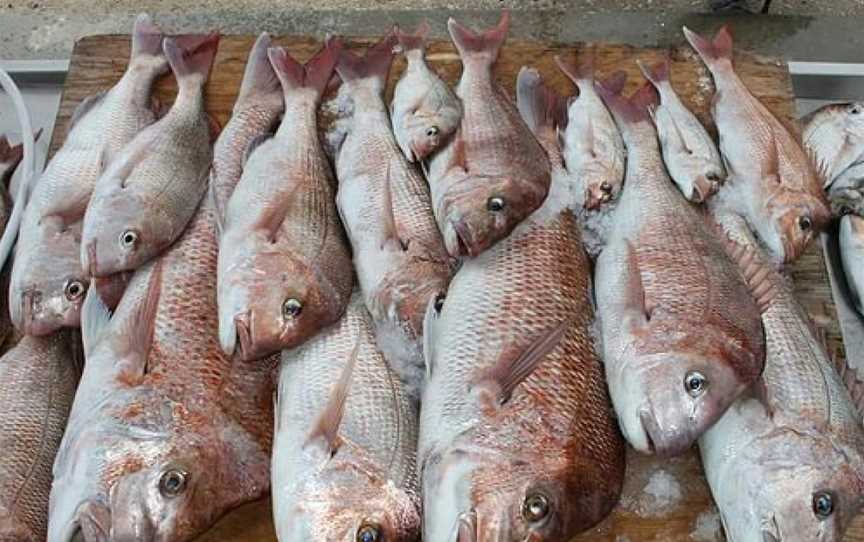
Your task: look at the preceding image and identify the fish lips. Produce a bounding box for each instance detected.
[637,409,699,457]
[56,500,112,542]
[443,219,480,258]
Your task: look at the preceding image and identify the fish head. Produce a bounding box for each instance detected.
[686,162,726,203]
[802,102,864,182]
[403,107,461,161]
[711,427,864,542]
[440,173,548,257]
[278,444,421,542]
[81,189,170,277]
[583,175,622,210]
[10,232,89,335]
[612,351,749,456]
[218,247,349,361]
[759,191,830,263]
[49,399,271,542]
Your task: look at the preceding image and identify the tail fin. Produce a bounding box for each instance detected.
[596,76,658,125]
[595,71,627,97]
[396,21,430,52]
[130,13,164,59]
[637,57,670,89]
[554,51,594,86]
[334,31,397,89]
[236,32,282,107]
[516,67,566,136]
[447,11,509,63]
[683,25,733,70]
[269,39,340,100]
[164,32,220,86]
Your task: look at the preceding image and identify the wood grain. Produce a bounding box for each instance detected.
[56,33,860,542]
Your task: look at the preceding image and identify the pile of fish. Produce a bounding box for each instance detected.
[0,10,861,542]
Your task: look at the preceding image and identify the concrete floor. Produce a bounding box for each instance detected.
[2,1,864,62]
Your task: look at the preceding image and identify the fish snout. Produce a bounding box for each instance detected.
[444,219,475,258]
[453,510,477,542]
[584,182,614,210]
[638,409,694,457]
[68,500,111,542]
[692,175,717,203]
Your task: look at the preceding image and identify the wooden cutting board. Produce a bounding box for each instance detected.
[56,31,862,542]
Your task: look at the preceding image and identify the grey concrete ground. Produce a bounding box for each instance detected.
[2,0,864,62]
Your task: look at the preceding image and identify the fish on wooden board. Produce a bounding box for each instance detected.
[0,331,82,542]
[391,22,462,163]
[594,78,765,457]
[9,14,167,336]
[426,11,551,258]
[703,209,864,542]
[216,41,353,361]
[272,291,421,541]
[80,32,220,279]
[48,200,276,542]
[684,25,830,263]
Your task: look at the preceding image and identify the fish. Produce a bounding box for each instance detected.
[391,22,462,163]
[684,25,830,263]
[9,14,167,336]
[593,79,765,457]
[702,209,864,542]
[209,32,284,215]
[825,160,864,216]
[554,51,625,210]
[333,33,452,391]
[47,200,277,542]
[801,101,864,187]
[419,68,626,542]
[272,291,421,541]
[217,41,354,361]
[840,213,864,316]
[637,57,726,203]
[80,32,220,278]
[0,331,81,542]
[426,12,551,258]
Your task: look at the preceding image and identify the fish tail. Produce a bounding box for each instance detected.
[516,67,565,138]
[596,75,658,126]
[683,25,733,71]
[554,51,594,85]
[130,13,164,60]
[268,38,341,100]
[637,57,670,89]
[447,11,509,64]
[164,32,221,87]
[334,31,397,90]
[236,32,282,107]
[396,21,430,52]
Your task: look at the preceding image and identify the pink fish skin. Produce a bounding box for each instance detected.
[217,41,353,361]
[427,11,551,258]
[683,25,830,263]
[80,32,220,279]
[48,200,276,542]
[9,15,167,337]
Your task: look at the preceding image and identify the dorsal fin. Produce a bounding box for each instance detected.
[716,228,779,314]
[304,339,361,456]
[473,317,572,406]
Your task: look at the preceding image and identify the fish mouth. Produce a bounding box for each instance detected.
[452,510,477,542]
[83,240,99,278]
[234,312,254,361]
[692,175,719,203]
[761,514,781,542]
[445,220,475,258]
[584,183,614,210]
[638,409,693,457]
[19,289,49,336]
[63,501,111,542]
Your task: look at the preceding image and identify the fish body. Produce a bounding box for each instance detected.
[554,54,625,210]
[840,213,864,316]
[272,292,421,541]
[334,35,451,389]
[594,80,765,457]
[802,101,864,187]
[48,200,276,542]
[9,15,166,336]
[217,42,353,361]
[420,69,625,541]
[702,210,864,542]
[638,58,725,202]
[684,25,829,263]
[0,332,81,542]
[391,22,462,163]
[427,12,551,258]
[81,33,220,278]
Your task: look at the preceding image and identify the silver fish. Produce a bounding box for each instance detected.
[9,14,166,336]
[273,291,421,541]
[840,213,864,316]
[703,209,864,542]
[802,101,864,187]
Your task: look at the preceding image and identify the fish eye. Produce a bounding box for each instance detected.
[433,292,446,313]
[64,279,86,301]
[487,196,506,212]
[798,215,813,232]
[599,181,613,194]
[356,522,382,542]
[706,172,721,182]
[119,230,139,250]
[158,469,188,498]
[813,491,835,519]
[684,371,708,397]
[282,298,303,320]
[426,126,440,137]
[850,105,861,115]
[522,492,551,524]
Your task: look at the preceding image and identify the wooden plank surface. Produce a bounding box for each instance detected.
[55,33,861,541]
